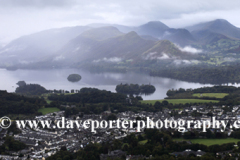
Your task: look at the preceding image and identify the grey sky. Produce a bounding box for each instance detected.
[1,0,240,45]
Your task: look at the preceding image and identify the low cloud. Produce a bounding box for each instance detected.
[157,52,171,60]
[143,52,157,60]
[19,60,31,64]
[177,45,202,54]
[172,59,200,66]
[162,31,172,38]
[53,55,65,61]
[93,57,122,63]
[143,52,172,60]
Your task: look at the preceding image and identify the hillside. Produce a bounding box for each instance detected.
[80,26,124,41]
[58,31,154,63]
[0,26,91,65]
[2,19,240,70]
[187,19,240,39]
[163,28,197,46]
[142,40,192,60]
[55,30,193,66]
[136,21,169,38]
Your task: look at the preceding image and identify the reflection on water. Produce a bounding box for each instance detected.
[0,68,230,100]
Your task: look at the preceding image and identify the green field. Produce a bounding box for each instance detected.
[38,107,60,115]
[141,99,219,105]
[139,140,148,145]
[192,93,229,98]
[42,93,76,104]
[41,93,52,104]
[174,138,240,146]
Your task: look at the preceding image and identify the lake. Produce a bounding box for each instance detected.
[0,68,225,100]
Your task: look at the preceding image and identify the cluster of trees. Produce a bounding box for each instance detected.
[166,86,237,98]
[0,136,26,154]
[48,101,138,117]
[79,87,101,93]
[48,89,127,103]
[15,82,48,96]
[48,87,103,94]
[150,63,240,84]
[192,86,239,93]
[182,130,228,139]
[116,83,156,95]
[47,96,170,117]
[0,90,45,116]
[46,147,74,160]
[47,96,222,117]
[165,86,240,106]
[231,131,240,139]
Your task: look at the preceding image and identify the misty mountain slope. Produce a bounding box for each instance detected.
[53,31,195,66]
[51,27,128,62]
[191,29,237,44]
[142,40,193,59]
[187,19,240,39]
[140,35,159,41]
[88,23,136,33]
[90,31,154,60]
[58,31,154,63]
[133,21,197,46]
[80,26,124,41]
[18,26,124,63]
[2,26,91,53]
[0,26,91,64]
[0,45,52,66]
[163,28,197,46]
[52,36,99,63]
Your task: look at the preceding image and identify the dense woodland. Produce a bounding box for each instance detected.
[15,83,48,96]
[115,83,156,95]
[166,86,240,106]
[47,86,240,117]
[48,88,127,104]
[0,136,26,155]
[0,90,45,116]
[150,63,240,84]
[166,86,239,98]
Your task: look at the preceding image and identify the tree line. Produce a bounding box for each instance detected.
[116,83,156,95]
[0,90,45,116]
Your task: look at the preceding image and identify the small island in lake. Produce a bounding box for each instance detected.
[67,74,82,82]
[116,83,156,95]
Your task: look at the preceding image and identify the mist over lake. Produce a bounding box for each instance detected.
[0,68,219,100]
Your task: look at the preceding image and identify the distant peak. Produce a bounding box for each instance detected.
[214,19,228,22]
[123,31,141,39]
[126,31,138,36]
[99,26,119,30]
[212,19,230,24]
[140,21,169,29]
[147,21,165,24]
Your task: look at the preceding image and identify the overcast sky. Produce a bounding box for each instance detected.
[1,0,240,45]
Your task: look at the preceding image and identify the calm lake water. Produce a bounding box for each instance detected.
[0,68,225,100]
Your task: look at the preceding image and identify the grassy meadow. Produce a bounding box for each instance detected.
[174,138,240,146]
[192,93,229,98]
[38,107,60,115]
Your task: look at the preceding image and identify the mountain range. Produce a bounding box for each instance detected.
[0,19,240,68]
